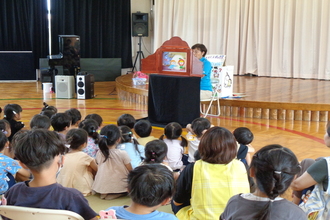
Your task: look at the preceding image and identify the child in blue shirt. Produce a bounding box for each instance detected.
[0,131,29,195]
[106,164,178,220]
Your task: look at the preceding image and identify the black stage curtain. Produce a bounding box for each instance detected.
[0,0,132,69]
[0,0,49,69]
[51,0,132,68]
[148,74,201,127]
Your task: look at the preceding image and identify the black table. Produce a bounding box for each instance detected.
[148,74,201,127]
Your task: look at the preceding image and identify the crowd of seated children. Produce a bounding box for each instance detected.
[3,129,98,220]
[160,122,188,171]
[50,112,71,142]
[118,125,145,169]
[57,128,98,196]
[221,144,307,220]
[105,164,178,220]
[134,119,158,146]
[185,117,211,163]
[65,108,82,128]
[172,126,250,219]
[92,124,132,200]
[1,102,316,219]
[29,114,51,130]
[79,119,100,158]
[3,104,24,142]
[233,127,255,166]
[0,132,30,195]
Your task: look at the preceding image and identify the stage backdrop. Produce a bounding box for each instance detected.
[154,0,330,80]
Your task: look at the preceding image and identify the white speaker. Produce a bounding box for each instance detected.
[55,75,75,98]
[77,73,94,99]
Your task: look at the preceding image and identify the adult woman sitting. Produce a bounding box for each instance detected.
[171,126,250,219]
[291,121,330,219]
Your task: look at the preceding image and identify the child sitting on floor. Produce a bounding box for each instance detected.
[233,127,255,166]
[117,114,136,129]
[220,144,306,220]
[92,125,132,200]
[186,117,211,163]
[0,119,13,158]
[57,128,98,196]
[118,125,145,169]
[160,122,188,171]
[79,119,100,158]
[85,113,103,131]
[65,108,82,128]
[134,120,158,146]
[4,129,98,220]
[0,132,30,195]
[50,112,72,142]
[29,114,51,130]
[105,164,178,220]
[3,104,24,142]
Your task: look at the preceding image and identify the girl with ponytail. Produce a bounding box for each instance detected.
[117,125,144,168]
[160,122,188,171]
[92,124,132,200]
[220,144,307,220]
[79,119,100,158]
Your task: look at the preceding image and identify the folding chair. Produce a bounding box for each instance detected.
[200,78,221,117]
[0,205,84,220]
[200,54,226,118]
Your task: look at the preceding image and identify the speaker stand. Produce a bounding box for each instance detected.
[132,36,145,72]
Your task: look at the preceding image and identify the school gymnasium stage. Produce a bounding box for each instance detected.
[116,73,330,122]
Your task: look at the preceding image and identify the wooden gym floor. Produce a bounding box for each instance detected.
[0,77,329,161]
[0,76,329,209]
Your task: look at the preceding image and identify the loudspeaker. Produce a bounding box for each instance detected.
[77,74,94,99]
[132,12,148,37]
[55,75,75,98]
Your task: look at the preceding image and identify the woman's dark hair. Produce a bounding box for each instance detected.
[119,125,141,156]
[85,114,103,127]
[65,108,82,126]
[30,114,51,129]
[251,144,301,219]
[3,104,22,120]
[66,128,88,150]
[0,131,8,152]
[233,127,254,145]
[12,129,66,172]
[41,102,58,113]
[144,140,168,164]
[134,120,152,137]
[128,164,175,207]
[199,126,237,164]
[0,119,10,135]
[159,122,187,148]
[79,119,99,144]
[191,118,211,138]
[50,113,71,132]
[191,43,208,57]
[99,124,121,163]
[117,114,136,129]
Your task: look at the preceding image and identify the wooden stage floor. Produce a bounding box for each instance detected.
[116,74,330,121]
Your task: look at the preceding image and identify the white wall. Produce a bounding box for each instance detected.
[128,0,153,73]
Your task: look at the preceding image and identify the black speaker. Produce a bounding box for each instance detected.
[132,12,148,37]
[76,74,94,99]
